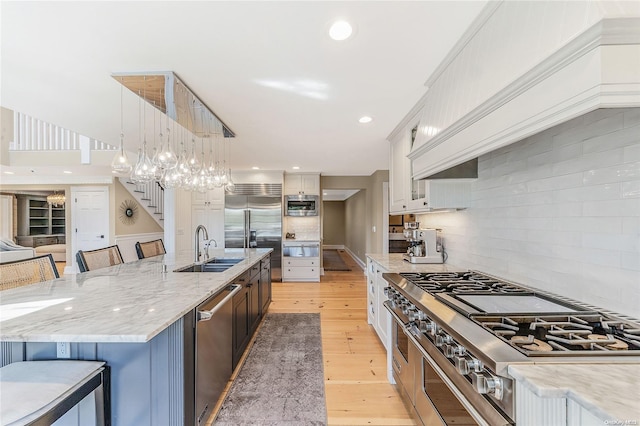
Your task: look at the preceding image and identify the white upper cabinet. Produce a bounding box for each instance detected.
[191,187,225,249]
[389,108,421,214]
[389,130,409,213]
[389,106,473,214]
[284,173,319,195]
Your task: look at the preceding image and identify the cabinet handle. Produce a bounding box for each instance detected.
[402,205,406,209]
[423,201,428,206]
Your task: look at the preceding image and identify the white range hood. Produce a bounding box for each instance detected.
[402,1,640,179]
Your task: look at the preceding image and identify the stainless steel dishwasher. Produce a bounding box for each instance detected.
[195,284,242,425]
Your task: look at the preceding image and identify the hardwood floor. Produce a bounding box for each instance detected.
[269,250,415,426]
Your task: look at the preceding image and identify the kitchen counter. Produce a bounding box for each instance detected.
[365,252,465,272]
[509,364,640,423]
[0,248,272,343]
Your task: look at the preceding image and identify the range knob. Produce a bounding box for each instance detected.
[422,320,437,336]
[402,303,415,315]
[415,310,428,321]
[454,356,483,375]
[435,333,453,347]
[408,309,420,322]
[444,344,466,358]
[471,372,504,400]
[383,287,393,296]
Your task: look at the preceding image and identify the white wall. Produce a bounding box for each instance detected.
[417,108,640,319]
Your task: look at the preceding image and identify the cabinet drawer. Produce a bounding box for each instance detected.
[282,266,319,280]
[283,258,319,267]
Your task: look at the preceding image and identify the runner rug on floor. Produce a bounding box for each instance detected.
[214,313,327,426]
[322,249,351,271]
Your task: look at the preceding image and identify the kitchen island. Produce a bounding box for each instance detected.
[0,248,272,426]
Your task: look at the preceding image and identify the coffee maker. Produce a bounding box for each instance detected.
[402,223,444,264]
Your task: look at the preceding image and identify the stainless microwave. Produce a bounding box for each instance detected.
[285,195,319,216]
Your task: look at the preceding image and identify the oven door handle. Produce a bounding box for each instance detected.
[404,327,494,426]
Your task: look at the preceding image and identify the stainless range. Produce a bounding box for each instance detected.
[383,271,640,426]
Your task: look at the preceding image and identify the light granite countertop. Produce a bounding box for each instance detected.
[509,364,640,423]
[365,252,466,273]
[0,248,271,343]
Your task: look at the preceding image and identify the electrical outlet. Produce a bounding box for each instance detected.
[57,342,71,358]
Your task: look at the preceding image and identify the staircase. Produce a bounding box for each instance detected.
[118,178,165,229]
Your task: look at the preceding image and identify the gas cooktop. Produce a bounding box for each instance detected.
[398,271,640,356]
[399,271,530,294]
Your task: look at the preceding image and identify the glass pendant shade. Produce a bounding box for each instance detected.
[131,146,154,183]
[224,168,235,192]
[163,165,182,189]
[111,141,133,176]
[156,128,178,170]
[187,140,200,174]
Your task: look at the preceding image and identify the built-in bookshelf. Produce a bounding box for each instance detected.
[16,195,65,246]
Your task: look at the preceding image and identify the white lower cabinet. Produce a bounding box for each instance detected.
[282,257,320,281]
[515,380,602,426]
[366,257,391,350]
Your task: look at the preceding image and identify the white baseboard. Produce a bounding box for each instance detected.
[343,247,365,271]
[323,244,345,250]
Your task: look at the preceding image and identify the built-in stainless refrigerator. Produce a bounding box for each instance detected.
[224,184,282,281]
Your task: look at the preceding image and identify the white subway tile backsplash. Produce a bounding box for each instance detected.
[624,144,640,163]
[526,173,583,193]
[582,161,640,186]
[583,125,640,154]
[622,180,640,198]
[583,199,640,217]
[553,148,624,176]
[416,108,640,318]
[623,108,640,128]
[553,183,620,203]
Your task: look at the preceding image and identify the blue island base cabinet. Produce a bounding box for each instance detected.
[1,315,196,426]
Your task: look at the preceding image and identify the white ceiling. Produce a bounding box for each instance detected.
[1,1,486,177]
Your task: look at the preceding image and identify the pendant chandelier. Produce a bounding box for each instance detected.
[47,191,66,207]
[110,72,235,192]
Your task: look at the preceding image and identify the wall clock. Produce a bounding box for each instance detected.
[119,199,139,225]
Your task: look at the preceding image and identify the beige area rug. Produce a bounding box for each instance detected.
[322,249,351,271]
[214,313,327,425]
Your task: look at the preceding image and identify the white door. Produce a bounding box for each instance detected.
[71,187,109,272]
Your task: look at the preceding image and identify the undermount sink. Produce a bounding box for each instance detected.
[174,257,245,273]
[206,257,244,265]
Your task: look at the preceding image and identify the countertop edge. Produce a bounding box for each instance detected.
[0,249,273,344]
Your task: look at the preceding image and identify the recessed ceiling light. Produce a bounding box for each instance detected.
[252,166,260,170]
[329,20,353,41]
[359,116,373,124]
[4,171,14,175]
[292,166,300,170]
[63,170,72,174]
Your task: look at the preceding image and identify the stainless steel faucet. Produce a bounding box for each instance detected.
[194,225,209,262]
[204,238,217,259]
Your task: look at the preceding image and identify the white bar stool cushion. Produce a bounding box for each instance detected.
[0,360,105,425]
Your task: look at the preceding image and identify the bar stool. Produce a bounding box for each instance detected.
[76,245,124,272]
[0,360,110,425]
[135,239,166,259]
[0,254,59,291]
